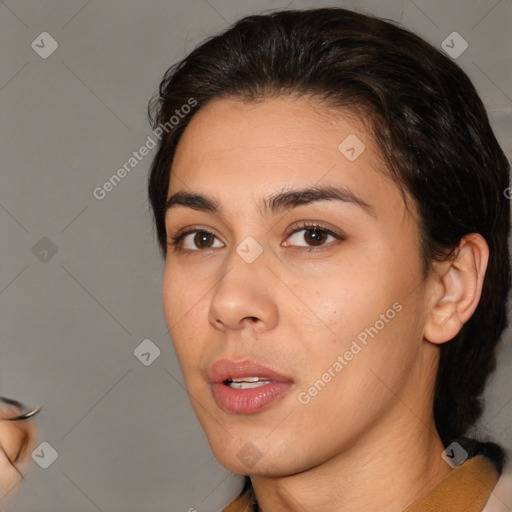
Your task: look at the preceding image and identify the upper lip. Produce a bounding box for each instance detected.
[207,358,294,384]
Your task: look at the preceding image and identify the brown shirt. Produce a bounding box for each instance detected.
[222,455,499,512]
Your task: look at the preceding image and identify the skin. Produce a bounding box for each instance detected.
[161,95,488,511]
[0,403,38,502]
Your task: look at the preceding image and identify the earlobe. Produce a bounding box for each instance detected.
[424,233,489,345]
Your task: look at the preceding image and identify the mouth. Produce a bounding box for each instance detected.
[224,376,274,389]
[207,359,294,414]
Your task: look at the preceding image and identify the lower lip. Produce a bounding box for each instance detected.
[211,381,293,414]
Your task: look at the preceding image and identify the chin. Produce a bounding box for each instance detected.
[206,430,311,477]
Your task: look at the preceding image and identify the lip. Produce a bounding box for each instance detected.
[207,358,294,414]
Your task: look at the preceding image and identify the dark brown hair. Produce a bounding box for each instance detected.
[147,7,510,466]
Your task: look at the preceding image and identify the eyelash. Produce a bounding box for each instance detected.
[166,222,344,253]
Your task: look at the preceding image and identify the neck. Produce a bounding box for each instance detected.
[250,409,452,512]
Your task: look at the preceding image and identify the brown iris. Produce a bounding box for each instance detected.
[303,228,328,246]
[194,231,215,249]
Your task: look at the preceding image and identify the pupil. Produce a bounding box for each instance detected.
[306,229,325,246]
[195,232,213,248]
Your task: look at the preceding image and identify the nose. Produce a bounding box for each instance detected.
[208,248,279,333]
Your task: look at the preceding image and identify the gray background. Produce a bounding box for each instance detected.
[0,0,511,511]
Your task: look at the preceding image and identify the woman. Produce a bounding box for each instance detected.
[147,7,511,511]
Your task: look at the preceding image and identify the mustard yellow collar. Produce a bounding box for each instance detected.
[223,455,499,512]
[403,455,499,512]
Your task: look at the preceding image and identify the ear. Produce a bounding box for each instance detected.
[424,233,489,345]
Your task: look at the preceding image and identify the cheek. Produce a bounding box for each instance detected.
[162,264,207,368]
[162,261,208,326]
[293,262,388,340]
[162,260,185,315]
[290,300,423,455]
[295,243,424,383]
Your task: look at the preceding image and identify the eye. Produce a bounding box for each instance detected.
[284,222,343,250]
[167,228,224,251]
[167,222,343,253]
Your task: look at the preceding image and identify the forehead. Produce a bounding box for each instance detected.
[172,96,378,175]
[168,95,408,223]
[174,95,373,162]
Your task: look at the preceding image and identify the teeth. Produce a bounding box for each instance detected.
[226,377,271,389]
[229,381,271,389]
[230,377,262,383]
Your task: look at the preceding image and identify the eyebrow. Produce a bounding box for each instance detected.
[165,184,376,218]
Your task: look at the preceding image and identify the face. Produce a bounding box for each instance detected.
[162,95,436,477]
